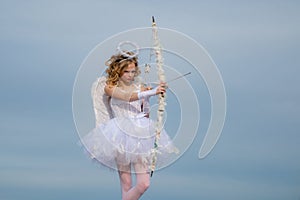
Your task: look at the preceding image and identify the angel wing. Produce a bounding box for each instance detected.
[91,76,113,126]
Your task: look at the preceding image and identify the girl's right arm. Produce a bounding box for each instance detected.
[104,85,139,101]
[104,83,166,102]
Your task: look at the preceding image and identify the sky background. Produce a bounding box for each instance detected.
[1,1,300,200]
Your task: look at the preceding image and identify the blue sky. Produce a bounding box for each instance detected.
[1,1,300,200]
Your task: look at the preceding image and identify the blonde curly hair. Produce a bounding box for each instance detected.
[105,51,140,86]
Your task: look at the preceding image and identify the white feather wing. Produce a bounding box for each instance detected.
[91,76,113,126]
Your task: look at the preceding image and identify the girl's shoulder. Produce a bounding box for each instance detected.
[105,83,116,89]
[104,84,117,97]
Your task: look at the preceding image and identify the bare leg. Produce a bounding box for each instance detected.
[118,164,132,199]
[120,162,150,200]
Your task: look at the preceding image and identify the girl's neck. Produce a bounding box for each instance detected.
[118,80,133,90]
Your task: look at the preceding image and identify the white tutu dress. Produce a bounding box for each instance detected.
[81,77,178,173]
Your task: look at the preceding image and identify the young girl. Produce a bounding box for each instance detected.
[81,51,178,200]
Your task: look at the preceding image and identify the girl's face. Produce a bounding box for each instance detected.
[120,62,136,85]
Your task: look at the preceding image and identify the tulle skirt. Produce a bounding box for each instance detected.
[80,115,178,173]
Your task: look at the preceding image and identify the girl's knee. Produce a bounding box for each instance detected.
[137,179,150,193]
[122,179,132,191]
[119,171,132,191]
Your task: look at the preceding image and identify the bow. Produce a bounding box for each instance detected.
[150,16,166,177]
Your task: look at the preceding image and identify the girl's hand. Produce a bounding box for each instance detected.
[156,82,167,95]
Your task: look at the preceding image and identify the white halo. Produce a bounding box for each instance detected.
[117,41,139,58]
